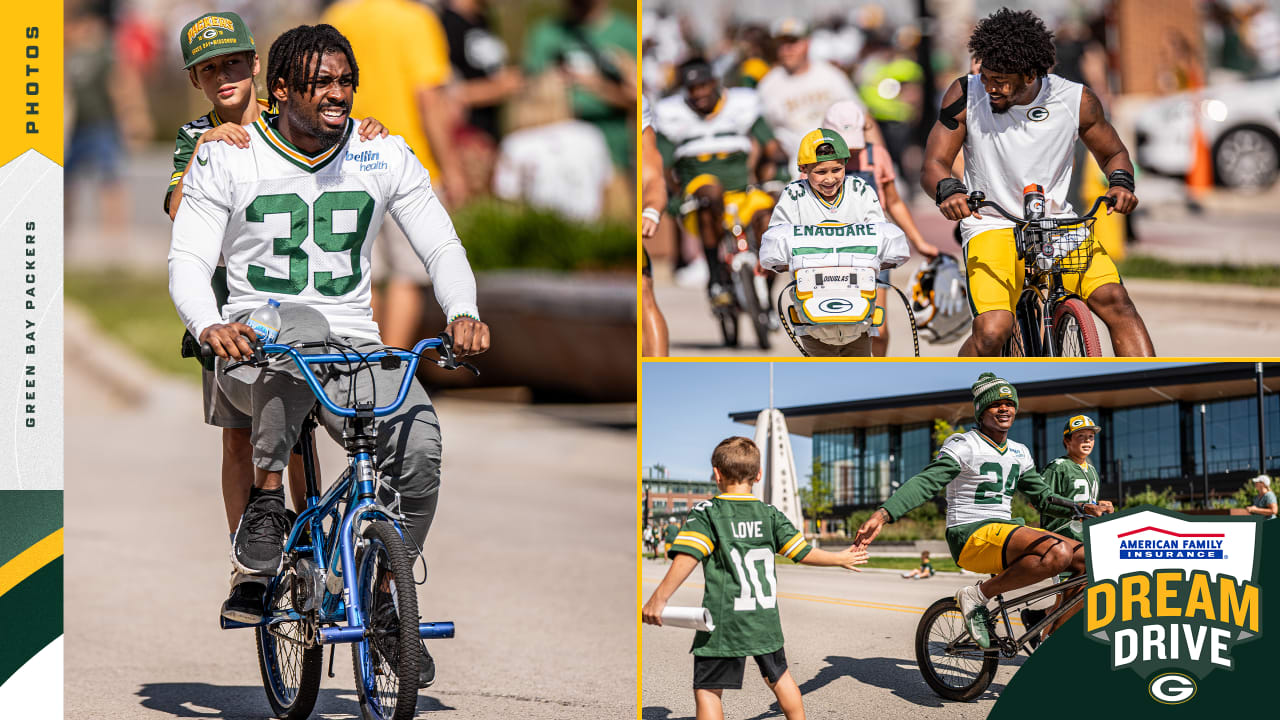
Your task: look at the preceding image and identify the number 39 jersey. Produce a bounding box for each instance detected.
[938,431,1037,528]
[170,115,478,342]
[669,494,811,657]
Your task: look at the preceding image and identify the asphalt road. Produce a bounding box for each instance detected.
[64,322,635,719]
[641,561,1025,720]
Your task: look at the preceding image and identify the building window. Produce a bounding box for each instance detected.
[1192,396,1269,477]
[653,500,666,510]
[1111,402,1180,484]
[865,427,891,505]
[897,423,933,490]
[673,500,687,512]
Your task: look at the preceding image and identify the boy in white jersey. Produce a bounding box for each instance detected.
[921,8,1154,357]
[760,128,908,356]
[169,24,489,686]
[854,373,1104,648]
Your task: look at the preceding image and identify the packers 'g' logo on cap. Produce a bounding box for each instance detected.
[998,386,1012,397]
[1027,106,1049,121]
[1063,414,1100,436]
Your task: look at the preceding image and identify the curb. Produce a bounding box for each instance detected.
[63,303,157,407]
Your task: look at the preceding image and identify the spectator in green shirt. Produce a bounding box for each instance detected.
[523,0,636,169]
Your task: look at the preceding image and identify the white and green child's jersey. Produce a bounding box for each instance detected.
[759,175,905,272]
[669,494,811,657]
[1040,456,1099,540]
[881,430,1073,562]
[654,87,774,192]
[169,115,479,343]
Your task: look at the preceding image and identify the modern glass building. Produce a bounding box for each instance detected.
[730,363,1279,515]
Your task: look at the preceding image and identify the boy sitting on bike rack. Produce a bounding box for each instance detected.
[759,128,910,357]
[854,373,1104,648]
[642,437,868,720]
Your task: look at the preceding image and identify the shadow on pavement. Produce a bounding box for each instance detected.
[136,682,455,718]
[642,706,690,720]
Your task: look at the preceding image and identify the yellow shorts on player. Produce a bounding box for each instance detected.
[964,228,1121,315]
[680,174,775,236]
[957,522,1048,575]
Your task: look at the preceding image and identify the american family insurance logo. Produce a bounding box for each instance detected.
[1084,508,1262,705]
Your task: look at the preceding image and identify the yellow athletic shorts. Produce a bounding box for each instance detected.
[681,174,775,236]
[958,522,1047,575]
[964,228,1121,315]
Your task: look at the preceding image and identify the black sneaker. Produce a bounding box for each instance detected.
[231,487,290,576]
[417,639,435,688]
[1021,608,1048,650]
[221,579,267,624]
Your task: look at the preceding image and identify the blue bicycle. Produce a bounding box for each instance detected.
[210,334,475,720]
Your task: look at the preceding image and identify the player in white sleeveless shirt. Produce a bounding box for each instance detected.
[920,8,1154,357]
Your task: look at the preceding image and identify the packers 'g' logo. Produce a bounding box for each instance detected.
[201,28,219,39]
[1149,673,1196,705]
[818,298,854,313]
[1027,107,1049,121]
[998,386,1012,397]
[1071,416,1087,428]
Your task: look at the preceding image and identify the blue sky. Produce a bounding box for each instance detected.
[641,361,1195,485]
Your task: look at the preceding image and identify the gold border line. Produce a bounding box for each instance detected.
[634,5,644,718]
[0,528,64,599]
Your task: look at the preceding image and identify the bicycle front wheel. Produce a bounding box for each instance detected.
[915,597,999,702]
[737,263,772,350]
[352,521,421,720]
[1051,298,1103,357]
[257,573,324,719]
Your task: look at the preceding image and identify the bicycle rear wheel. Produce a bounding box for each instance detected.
[915,597,999,702]
[352,521,421,720]
[1051,298,1103,357]
[257,572,323,719]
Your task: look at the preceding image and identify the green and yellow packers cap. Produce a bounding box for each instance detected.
[796,128,851,166]
[180,12,255,69]
[1063,414,1101,437]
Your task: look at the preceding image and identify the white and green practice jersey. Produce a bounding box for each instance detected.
[654,88,774,192]
[669,494,810,657]
[937,431,1037,528]
[169,115,478,342]
[759,176,905,272]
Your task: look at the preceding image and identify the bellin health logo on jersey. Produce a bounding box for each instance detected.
[1083,508,1262,705]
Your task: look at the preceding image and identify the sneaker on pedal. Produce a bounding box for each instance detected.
[221,577,268,624]
[417,639,436,688]
[955,585,992,649]
[231,487,290,576]
[1020,608,1048,650]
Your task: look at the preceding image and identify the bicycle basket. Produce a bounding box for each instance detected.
[1024,217,1096,275]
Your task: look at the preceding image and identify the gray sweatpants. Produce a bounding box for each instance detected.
[218,303,443,548]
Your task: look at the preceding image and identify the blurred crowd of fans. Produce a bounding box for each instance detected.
[65,0,638,233]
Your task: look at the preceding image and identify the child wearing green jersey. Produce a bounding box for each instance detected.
[643,437,868,720]
[1041,415,1114,542]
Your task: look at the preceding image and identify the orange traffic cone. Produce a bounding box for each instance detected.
[1186,119,1214,203]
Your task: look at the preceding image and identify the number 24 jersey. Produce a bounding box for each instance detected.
[669,494,811,657]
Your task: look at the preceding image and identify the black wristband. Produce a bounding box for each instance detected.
[935,178,968,206]
[1107,169,1135,192]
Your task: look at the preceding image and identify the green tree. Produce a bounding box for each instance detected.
[801,457,833,534]
[933,418,966,446]
[1122,485,1178,509]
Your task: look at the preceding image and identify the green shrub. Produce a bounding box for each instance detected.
[452,199,633,272]
[1011,492,1040,526]
[1122,485,1178,509]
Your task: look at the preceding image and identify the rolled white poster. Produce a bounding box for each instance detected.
[660,606,715,632]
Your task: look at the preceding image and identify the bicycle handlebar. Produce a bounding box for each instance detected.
[965,191,1116,226]
[201,334,479,419]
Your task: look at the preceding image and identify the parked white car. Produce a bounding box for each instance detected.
[1134,72,1280,189]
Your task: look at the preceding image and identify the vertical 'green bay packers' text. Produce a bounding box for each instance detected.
[24,221,36,427]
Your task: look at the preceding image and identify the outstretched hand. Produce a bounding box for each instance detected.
[833,544,870,572]
[853,508,889,549]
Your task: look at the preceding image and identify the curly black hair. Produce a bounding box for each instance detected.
[266,24,359,97]
[968,8,1056,78]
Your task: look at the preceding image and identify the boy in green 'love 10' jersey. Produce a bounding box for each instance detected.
[642,437,869,720]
